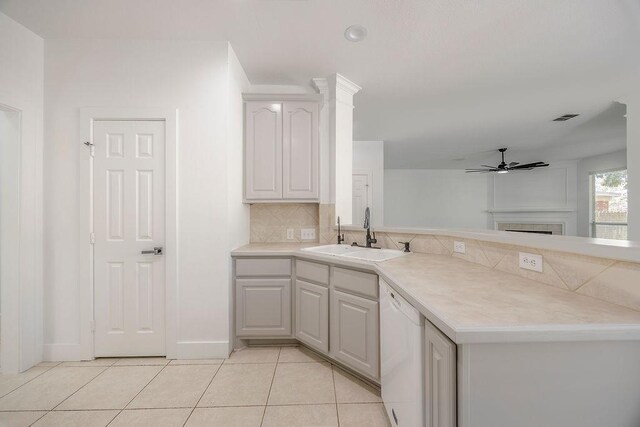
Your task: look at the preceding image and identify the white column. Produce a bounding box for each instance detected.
[627,96,640,241]
[312,78,331,204]
[328,74,361,225]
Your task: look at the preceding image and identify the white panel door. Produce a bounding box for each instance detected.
[295,280,329,353]
[352,172,370,226]
[93,120,166,357]
[245,102,283,200]
[283,101,319,199]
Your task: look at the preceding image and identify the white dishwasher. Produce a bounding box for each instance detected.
[380,279,424,427]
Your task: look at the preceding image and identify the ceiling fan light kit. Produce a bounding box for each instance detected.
[465,148,549,174]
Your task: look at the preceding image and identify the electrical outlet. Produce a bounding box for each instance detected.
[453,241,466,254]
[301,228,316,240]
[519,252,543,272]
[286,228,294,240]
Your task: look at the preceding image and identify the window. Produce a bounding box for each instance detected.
[590,169,628,240]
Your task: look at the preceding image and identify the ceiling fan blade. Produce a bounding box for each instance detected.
[510,162,549,169]
[466,168,498,173]
[508,162,519,167]
[480,165,496,168]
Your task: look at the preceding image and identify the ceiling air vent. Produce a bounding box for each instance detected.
[553,114,580,122]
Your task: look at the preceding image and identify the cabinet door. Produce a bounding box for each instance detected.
[282,101,319,199]
[236,278,291,337]
[245,102,282,200]
[295,280,329,353]
[425,321,457,427]
[330,289,379,379]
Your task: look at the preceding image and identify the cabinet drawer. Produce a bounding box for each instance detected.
[332,267,378,299]
[296,260,329,285]
[235,258,291,277]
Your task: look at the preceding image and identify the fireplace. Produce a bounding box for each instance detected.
[496,223,564,235]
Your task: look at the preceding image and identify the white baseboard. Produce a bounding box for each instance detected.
[173,341,231,360]
[44,341,230,361]
[43,343,86,361]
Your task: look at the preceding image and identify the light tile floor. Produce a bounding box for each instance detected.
[0,346,391,426]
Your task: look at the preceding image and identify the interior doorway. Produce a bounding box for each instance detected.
[352,170,373,226]
[92,120,167,357]
[0,106,21,372]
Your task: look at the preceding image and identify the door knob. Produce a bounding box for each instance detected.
[141,247,163,255]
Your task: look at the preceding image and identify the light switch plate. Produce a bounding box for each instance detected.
[519,252,543,272]
[453,241,466,254]
[301,228,316,240]
[286,228,294,240]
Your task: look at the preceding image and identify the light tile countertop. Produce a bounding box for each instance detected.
[231,243,640,344]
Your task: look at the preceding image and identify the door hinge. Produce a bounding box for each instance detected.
[84,141,95,157]
[89,232,95,244]
[90,320,96,332]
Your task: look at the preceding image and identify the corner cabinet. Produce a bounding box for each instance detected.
[330,267,380,381]
[244,95,320,202]
[295,280,329,353]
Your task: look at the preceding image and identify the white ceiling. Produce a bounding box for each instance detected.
[2,0,638,168]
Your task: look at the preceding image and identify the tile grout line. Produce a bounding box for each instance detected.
[22,364,111,427]
[331,363,340,427]
[259,346,281,427]
[0,363,58,400]
[50,365,113,411]
[27,410,48,426]
[105,360,170,426]
[573,260,619,293]
[181,361,225,427]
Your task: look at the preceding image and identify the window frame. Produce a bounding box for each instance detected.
[589,167,628,239]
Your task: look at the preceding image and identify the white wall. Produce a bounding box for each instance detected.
[384,169,489,228]
[0,11,44,372]
[43,39,248,359]
[353,141,384,226]
[576,150,627,237]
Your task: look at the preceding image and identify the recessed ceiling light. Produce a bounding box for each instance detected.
[344,25,367,42]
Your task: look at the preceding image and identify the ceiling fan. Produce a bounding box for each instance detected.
[465,148,549,174]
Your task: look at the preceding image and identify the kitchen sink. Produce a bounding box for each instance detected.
[342,248,406,262]
[301,244,406,262]
[301,244,367,256]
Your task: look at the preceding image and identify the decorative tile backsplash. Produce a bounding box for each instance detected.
[344,230,640,313]
[250,203,640,313]
[250,203,319,243]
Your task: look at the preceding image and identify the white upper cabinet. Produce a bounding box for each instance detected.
[244,96,320,202]
[283,102,319,199]
[245,102,283,200]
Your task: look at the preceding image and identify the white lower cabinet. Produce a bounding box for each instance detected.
[330,289,380,380]
[425,321,456,427]
[234,257,380,381]
[235,278,292,337]
[295,280,329,353]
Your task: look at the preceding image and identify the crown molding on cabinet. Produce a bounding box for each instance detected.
[242,93,323,103]
[332,73,362,96]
